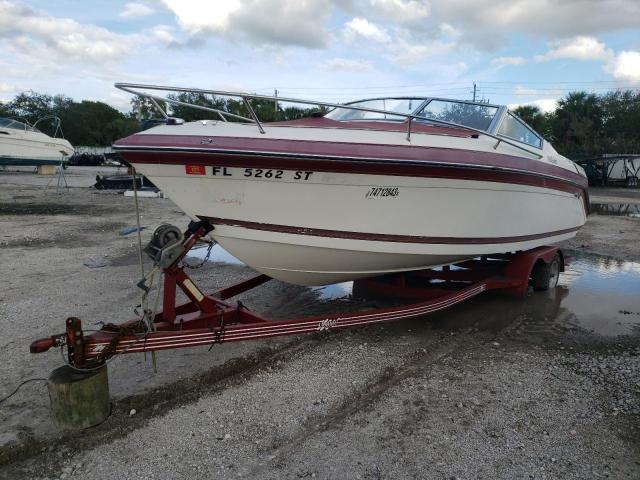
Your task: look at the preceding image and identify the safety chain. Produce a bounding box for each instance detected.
[94,321,148,365]
[183,238,216,269]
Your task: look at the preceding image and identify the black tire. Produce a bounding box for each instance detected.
[531,254,561,291]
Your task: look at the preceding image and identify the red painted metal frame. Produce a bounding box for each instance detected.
[30,224,562,368]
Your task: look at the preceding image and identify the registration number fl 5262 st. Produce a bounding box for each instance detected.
[209,166,314,181]
[184,165,313,180]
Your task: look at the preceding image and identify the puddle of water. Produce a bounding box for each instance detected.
[590,203,640,218]
[311,282,354,300]
[556,254,640,336]
[431,252,640,338]
[188,243,640,338]
[186,244,243,265]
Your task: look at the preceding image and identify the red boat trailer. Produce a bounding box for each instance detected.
[30,222,564,369]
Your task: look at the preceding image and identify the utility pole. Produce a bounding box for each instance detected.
[274,89,278,117]
[473,82,477,102]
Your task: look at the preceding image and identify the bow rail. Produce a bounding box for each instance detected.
[115,82,543,158]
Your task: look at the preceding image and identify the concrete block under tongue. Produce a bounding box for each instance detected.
[48,365,110,430]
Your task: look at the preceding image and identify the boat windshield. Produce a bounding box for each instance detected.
[416,100,498,131]
[324,98,426,121]
[324,97,499,132]
[0,118,36,131]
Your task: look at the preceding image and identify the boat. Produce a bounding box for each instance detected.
[113,83,589,286]
[0,116,74,167]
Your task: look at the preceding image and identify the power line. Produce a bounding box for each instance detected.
[250,80,639,91]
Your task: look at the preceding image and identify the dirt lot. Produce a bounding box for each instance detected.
[0,169,639,479]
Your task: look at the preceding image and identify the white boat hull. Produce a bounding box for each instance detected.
[130,163,587,285]
[0,128,74,166]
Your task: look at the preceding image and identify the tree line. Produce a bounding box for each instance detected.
[512,90,640,157]
[0,92,139,147]
[1,89,638,157]
[131,93,323,124]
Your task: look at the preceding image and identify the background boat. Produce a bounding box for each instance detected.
[0,116,74,167]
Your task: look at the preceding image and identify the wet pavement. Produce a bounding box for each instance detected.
[591,202,640,218]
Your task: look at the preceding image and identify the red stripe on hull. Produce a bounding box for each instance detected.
[199,216,581,245]
[115,134,587,187]
[119,150,587,199]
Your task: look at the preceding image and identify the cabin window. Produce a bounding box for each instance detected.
[0,118,33,131]
[417,100,498,131]
[497,113,542,148]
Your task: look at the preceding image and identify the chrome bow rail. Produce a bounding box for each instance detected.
[114,82,543,158]
[33,115,65,139]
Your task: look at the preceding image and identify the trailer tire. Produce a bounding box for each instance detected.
[531,254,561,291]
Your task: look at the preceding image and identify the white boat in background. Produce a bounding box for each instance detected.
[0,116,74,167]
[113,83,589,286]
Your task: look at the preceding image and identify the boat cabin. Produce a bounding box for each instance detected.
[0,118,40,132]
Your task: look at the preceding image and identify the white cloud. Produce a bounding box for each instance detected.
[160,0,241,33]
[151,25,176,44]
[0,81,16,100]
[429,0,640,50]
[491,56,526,66]
[535,36,612,62]
[322,57,373,72]
[343,17,391,43]
[160,0,330,48]
[368,0,430,23]
[606,50,640,82]
[120,2,155,19]
[439,23,460,39]
[104,91,134,111]
[509,99,558,113]
[390,39,456,65]
[0,1,138,63]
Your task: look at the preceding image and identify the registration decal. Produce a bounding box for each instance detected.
[185,164,206,175]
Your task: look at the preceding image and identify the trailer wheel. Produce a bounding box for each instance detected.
[531,254,561,291]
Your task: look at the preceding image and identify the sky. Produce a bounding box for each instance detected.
[0,0,639,113]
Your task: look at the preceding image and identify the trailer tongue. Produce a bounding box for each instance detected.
[30,221,563,370]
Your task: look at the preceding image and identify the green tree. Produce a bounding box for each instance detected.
[549,92,604,156]
[163,93,323,123]
[166,92,228,121]
[511,105,549,137]
[599,90,640,153]
[58,101,138,146]
[0,101,10,117]
[6,91,54,125]
[131,96,168,120]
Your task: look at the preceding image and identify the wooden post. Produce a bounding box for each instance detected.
[48,365,110,430]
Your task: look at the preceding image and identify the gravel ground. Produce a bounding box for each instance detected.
[563,187,640,261]
[0,169,639,479]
